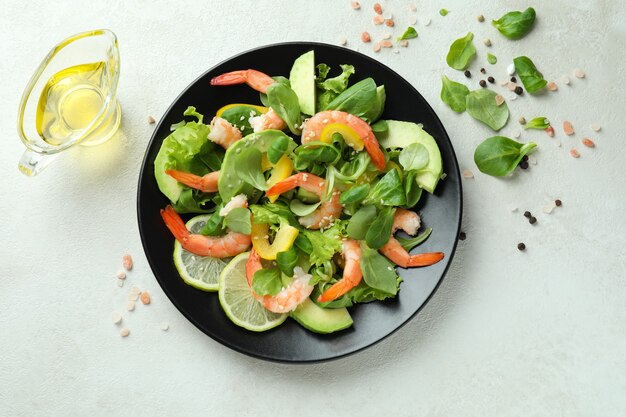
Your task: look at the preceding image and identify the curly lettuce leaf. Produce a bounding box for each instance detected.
[154,107,211,203]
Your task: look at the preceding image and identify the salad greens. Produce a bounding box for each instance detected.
[474,136,537,176]
[446,32,476,71]
[524,117,550,130]
[154,50,445,335]
[466,89,510,131]
[398,27,418,40]
[492,7,536,40]
[513,56,547,94]
[440,75,470,113]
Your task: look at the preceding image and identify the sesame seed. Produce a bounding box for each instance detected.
[116,270,126,280]
[424,18,431,26]
[147,115,156,124]
[574,68,586,78]
[495,94,505,106]
[161,322,169,331]
[409,4,417,12]
[410,17,417,25]
[562,75,571,85]
[477,14,485,22]
[483,38,492,47]
[126,301,135,311]
[339,37,347,46]
[120,328,130,337]
[462,169,474,179]
[382,33,391,40]
[591,123,601,132]
[351,1,360,10]
[542,202,556,214]
[518,117,526,125]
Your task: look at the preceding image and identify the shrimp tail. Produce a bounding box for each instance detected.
[210,69,274,94]
[364,133,387,170]
[265,174,300,196]
[245,249,263,287]
[406,252,445,267]
[317,280,353,303]
[160,205,190,243]
[165,169,218,193]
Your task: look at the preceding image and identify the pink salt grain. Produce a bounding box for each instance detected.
[582,137,595,148]
[569,148,580,158]
[545,126,555,137]
[361,32,371,43]
[351,1,361,10]
[373,15,384,25]
[547,82,558,91]
[373,42,381,52]
[380,40,393,48]
[563,121,574,136]
[122,254,133,271]
[373,2,382,14]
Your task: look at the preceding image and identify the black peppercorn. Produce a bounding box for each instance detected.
[459,232,466,241]
[529,216,537,224]
[479,80,487,87]
[520,161,529,169]
[480,67,486,74]
[464,70,471,78]
[514,86,523,95]
[510,76,517,83]
[517,243,526,251]
[555,199,562,207]
[524,211,531,218]
[487,76,495,84]
[522,155,529,162]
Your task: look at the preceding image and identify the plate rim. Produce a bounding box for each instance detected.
[136,41,463,363]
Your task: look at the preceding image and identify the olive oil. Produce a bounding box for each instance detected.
[36,61,113,146]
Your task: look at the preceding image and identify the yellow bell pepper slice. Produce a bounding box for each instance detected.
[265,155,293,203]
[215,103,268,118]
[319,123,364,151]
[261,154,272,172]
[251,222,299,260]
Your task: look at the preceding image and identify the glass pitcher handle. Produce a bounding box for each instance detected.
[18,149,58,177]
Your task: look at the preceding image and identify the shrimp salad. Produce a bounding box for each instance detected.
[154,51,445,333]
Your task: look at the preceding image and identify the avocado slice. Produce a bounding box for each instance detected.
[290,298,353,334]
[289,50,316,116]
[375,120,443,193]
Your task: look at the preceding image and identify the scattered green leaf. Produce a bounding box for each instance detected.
[492,7,536,40]
[440,75,470,113]
[398,27,418,40]
[474,136,537,177]
[513,56,547,94]
[466,89,510,131]
[446,32,476,71]
[524,117,550,130]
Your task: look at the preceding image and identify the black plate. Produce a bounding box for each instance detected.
[137,42,462,363]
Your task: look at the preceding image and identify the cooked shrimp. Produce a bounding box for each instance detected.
[219,194,248,217]
[245,249,313,313]
[317,239,363,302]
[165,170,219,193]
[210,69,275,94]
[301,110,386,170]
[379,208,444,268]
[265,172,342,229]
[160,205,251,258]
[249,108,286,132]
[208,116,243,149]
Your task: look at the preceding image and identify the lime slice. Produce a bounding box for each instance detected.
[173,215,230,292]
[218,252,287,331]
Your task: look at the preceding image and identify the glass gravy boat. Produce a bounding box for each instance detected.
[17,29,121,176]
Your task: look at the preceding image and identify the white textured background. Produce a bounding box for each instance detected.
[1,1,625,416]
